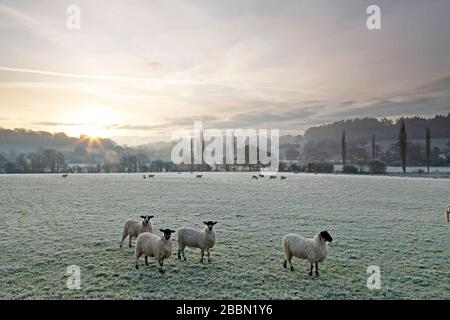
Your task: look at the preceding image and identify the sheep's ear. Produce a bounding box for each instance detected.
[149,215,154,219]
[203,221,208,225]
[171,230,176,233]
[140,215,145,219]
[159,229,165,233]
[213,221,218,225]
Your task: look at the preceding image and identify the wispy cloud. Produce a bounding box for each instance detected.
[0,66,321,94]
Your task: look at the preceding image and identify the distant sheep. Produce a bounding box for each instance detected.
[269,175,277,180]
[446,205,450,222]
[120,215,154,248]
[134,229,175,273]
[177,221,217,263]
[142,175,147,179]
[196,175,203,179]
[148,174,155,178]
[62,173,68,178]
[281,176,287,180]
[252,175,258,180]
[258,174,265,178]
[282,231,333,276]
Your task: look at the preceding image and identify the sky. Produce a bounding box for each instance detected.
[0,0,449,145]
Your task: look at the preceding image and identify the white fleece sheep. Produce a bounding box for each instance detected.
[134,229,175,273]
[120,215,153,248]
[177,221,217,263]
[282,230,333,276]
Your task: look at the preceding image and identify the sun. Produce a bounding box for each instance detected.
[63,105,119,138]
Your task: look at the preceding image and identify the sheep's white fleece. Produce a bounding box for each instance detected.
[177,226,216,250]
[282,233,328,264]
[134,232,172,260]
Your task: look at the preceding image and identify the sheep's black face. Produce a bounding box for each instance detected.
[203,221,217,231]
[141,215,154,225]
[320,231,333,242]
[160,229,175,240]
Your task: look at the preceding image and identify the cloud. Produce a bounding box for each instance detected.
[0,66,321,94]
[32,121,83,127]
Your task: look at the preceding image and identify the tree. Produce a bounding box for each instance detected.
[425,127,431,174]
[398,118,407,173]
[371,134,376,160]
[341,130,346,165]
[285,148,300,162]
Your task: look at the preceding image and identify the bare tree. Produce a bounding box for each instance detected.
[398,119,407,174]
[371,134,376,160]
[341,130,346,166]
[425,127,431,174]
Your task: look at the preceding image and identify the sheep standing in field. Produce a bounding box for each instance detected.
[281,176,287,180]
[252,175,258,180]
[177,221,217,263]
[134,229,175,273]
[258,173,265,178]
[282,231,333,276]
[445,205,450,222]
[120,215,154,248]
[196,174,203,179]
[269,175,277,180]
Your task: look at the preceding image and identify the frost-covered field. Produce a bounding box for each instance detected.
[0,173,449,299]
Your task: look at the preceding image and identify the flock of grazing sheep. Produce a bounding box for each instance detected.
[119,215,333,275]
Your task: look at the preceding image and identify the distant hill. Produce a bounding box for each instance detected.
[304,114,450,142]
[0,128,119,154]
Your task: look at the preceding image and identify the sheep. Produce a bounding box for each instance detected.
[142,175,147,179]
[280,176,287,180]
[282,230,333,276]
[120,215,154,248]
[258,173,265,178]
[148,174,155,178]
[62,173,68,178]
[445,205,450,222]
[269,175,277,180]
[252,175,258,180]
[177,221,217,263]
[196,174,203,179]
[134,229,175,273]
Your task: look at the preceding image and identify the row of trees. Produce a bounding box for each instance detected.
[341,119,439,174]
[0,149,67,173]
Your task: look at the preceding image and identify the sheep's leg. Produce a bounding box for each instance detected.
[284,253,294,271]
[182,248,186,261]
[315,262,320,276]
[120,230,127,248]
[309,264,313,276]
[145,256,149,266]
[177,250,181,260]
[207,249,212,263]
[200,250,204,263]
[135,252,142,269]
[158,258,165,273]
[128,235,133,248]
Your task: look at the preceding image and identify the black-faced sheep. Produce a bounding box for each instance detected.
[177,221,217,263]
[134,229,175,273]
[120,215,154,248]
[282,230,333,276]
